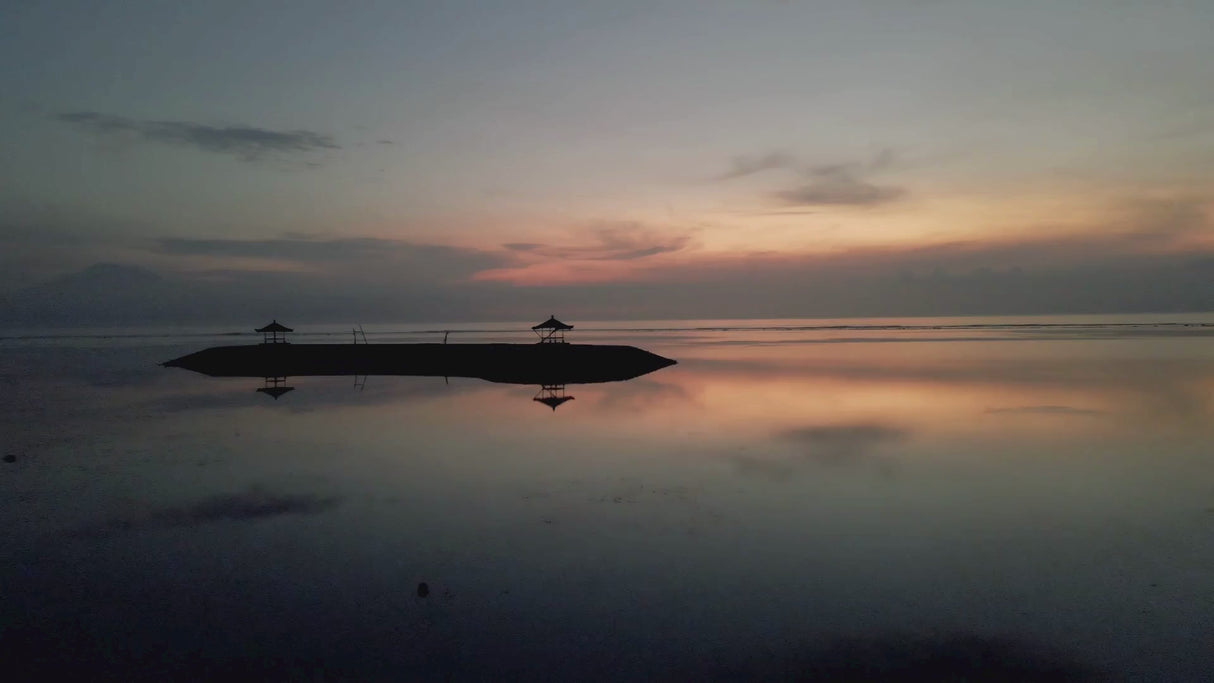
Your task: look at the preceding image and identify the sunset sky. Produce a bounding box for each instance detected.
[2,0,1212,323]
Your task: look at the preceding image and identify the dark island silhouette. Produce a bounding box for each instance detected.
[163,317,677,389]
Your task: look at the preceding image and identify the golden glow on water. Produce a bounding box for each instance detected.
[181,329,1206,475]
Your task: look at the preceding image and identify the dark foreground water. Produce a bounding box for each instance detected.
[2,316,1213,681]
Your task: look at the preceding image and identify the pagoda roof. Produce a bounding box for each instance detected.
[256,320,293,333]
[531,316,573,330]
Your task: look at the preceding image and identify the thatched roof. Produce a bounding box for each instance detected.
[532,316,573,331]
[256,320,293,333]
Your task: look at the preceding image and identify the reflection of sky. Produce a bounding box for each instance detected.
[3,323,1213,679]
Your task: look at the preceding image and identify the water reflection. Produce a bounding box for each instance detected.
[694,632,1100,681]
[733,423,907,479]
[256,375,294,399]
[67,486,339,539]
[3,321,1213,679]
[533,384,574,411]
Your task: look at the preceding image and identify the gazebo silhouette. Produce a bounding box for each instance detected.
[256,320,293,344]
[532,315,572,344]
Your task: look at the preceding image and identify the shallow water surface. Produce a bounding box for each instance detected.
[2,316,1213,680]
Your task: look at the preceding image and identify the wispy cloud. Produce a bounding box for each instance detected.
[54,111,338,161]
[718,149,906,207]
[503,223,693,261]
[1121,196,1209,239]
[987,405,1105,416]
[774,166,905,206]
[716,152,798,180]
[157,236,506,281]
[161,236,453,261]
[8,194,1214,325]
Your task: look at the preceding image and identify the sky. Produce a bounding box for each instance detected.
[2,0,1213,324]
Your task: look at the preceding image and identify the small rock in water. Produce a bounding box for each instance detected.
[417,582,430,598]
[3,454,15,463]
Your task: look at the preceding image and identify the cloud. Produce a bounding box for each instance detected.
[54,111,338,160]
[1121,196,1209,239]
[6,199,1214,326]
[502,223,693,261]
[157,236,506,280]
[987,405,1105,416]
[503,242,544,252]
[0,235,513,325]
[718,149,906,206]
[717,152,798,180]
[68,487,340,538]
[774,167,906,206]
[158,236,416,260]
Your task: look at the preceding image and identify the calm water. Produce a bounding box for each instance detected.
[3,316,1213,681]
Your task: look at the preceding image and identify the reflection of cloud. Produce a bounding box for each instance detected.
[55,112,338,160]
[153,376,494,414]
[688,348,1214,386]
[68,487,339,538]
[593,378,696,413]
[987,405,1105,417]
[704,633,1099,681]
[734,423,906,478]
[781,423,906,464]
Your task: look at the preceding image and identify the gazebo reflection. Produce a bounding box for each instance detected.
[256,375,295,399]
[533,384,573,411]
